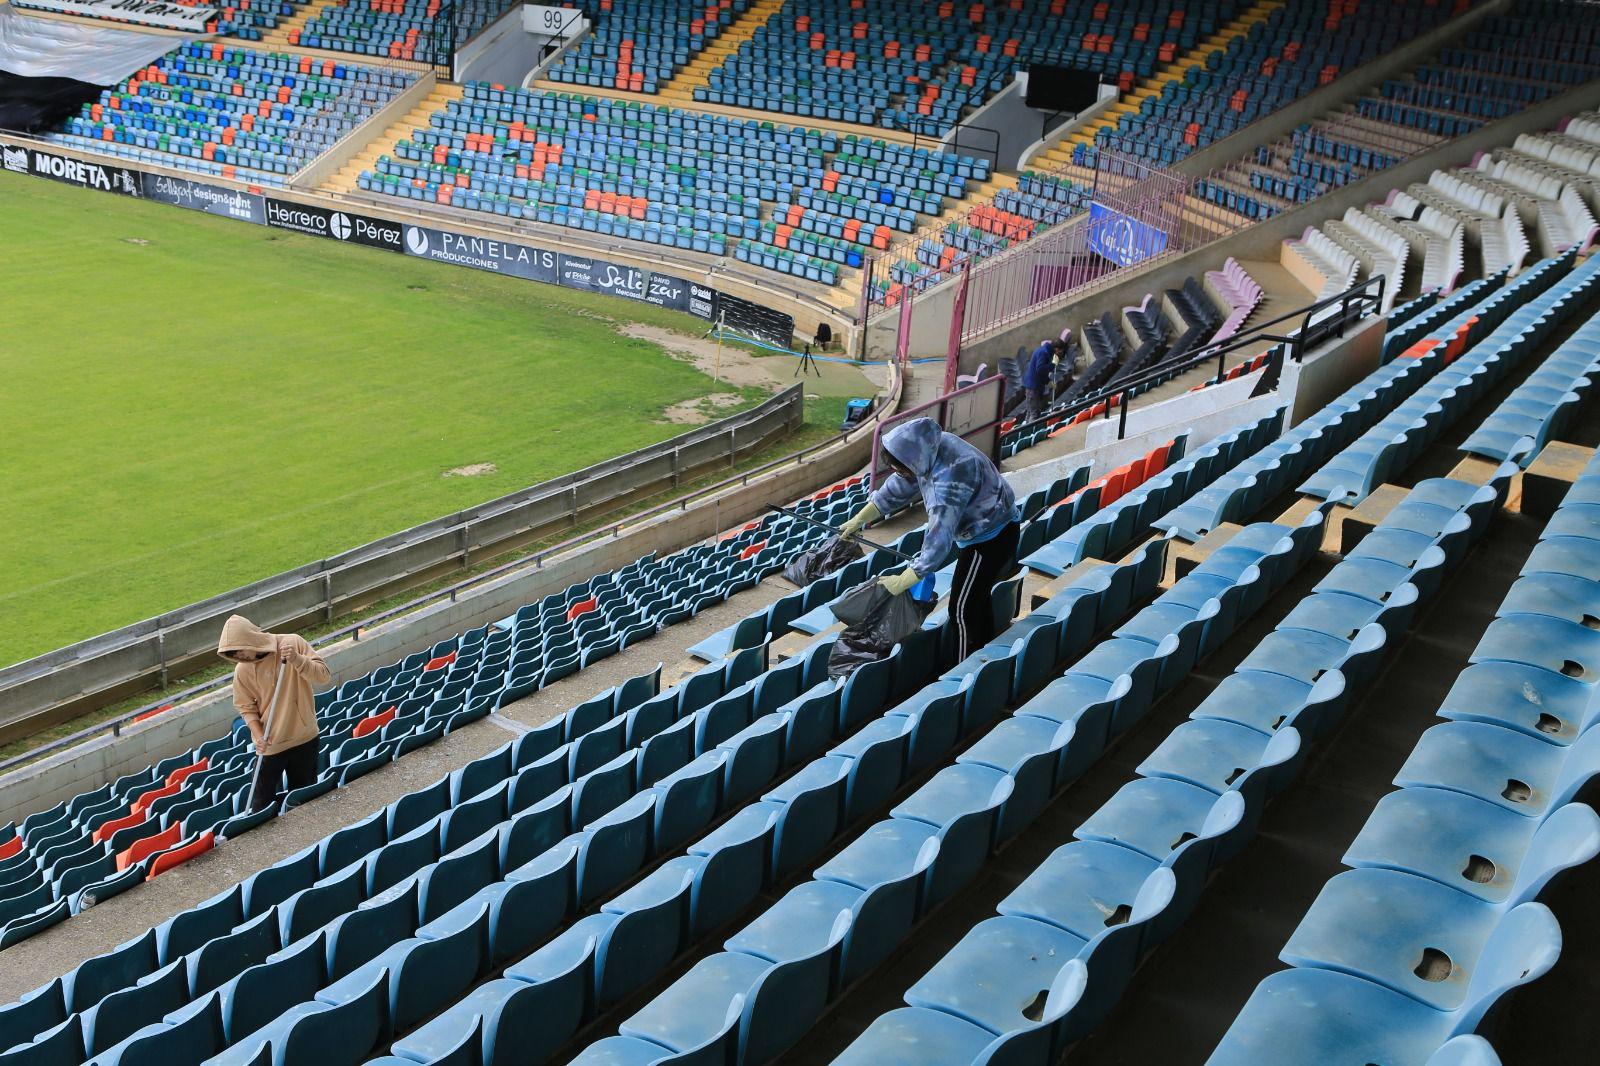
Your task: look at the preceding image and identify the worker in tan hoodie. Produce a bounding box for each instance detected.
[217,615,331,812]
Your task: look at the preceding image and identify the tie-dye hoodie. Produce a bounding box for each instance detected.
[870,417,1017,577]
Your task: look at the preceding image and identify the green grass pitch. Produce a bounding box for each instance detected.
[0,169,787,668]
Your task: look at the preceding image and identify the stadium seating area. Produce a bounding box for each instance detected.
[0,394,1307,1064]
[357,83,990,285]
[1209,443,1600,1066]
[871,0,1591,305]
[1090,0,1466,167]
[696,0,1246,135]
[292,0,454,66]
[47,43,416,185]
[1196,1,1600,223]
[0,479,871,950]
[546,0,754,95]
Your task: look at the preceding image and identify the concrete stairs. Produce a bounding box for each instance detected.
[321,81,462,194]
[253,4,323,52]
[654,0,786,106]
[1031,0,1285,172]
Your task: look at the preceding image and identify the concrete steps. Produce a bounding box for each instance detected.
[1032,0,1286,171]
[252,5,321,51]
[655,0,786,104]
[322,82,462,193]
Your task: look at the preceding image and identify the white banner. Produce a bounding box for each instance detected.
[11,0,216,33]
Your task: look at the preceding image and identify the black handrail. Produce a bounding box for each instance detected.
[1005,273,1387,442]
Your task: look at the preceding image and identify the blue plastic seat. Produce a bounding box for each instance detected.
[1282,805,1597,1011]
[1436,661,1597,743]
[1207,904,1561,1066]
[1470,613,1600,683]
[1394,721,1600,817]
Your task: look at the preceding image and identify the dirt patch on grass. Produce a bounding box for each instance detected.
[444,463,498,478]
[621,323,781,390]
[661,392,745,424]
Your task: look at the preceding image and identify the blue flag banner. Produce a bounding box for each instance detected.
[1087,201,1169,267]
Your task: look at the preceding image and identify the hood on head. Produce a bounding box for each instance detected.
[218,615,276,660]
[881,417,942,480]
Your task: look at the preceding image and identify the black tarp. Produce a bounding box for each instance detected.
[0,70,98,132]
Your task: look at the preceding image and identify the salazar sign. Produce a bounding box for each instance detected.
[264,199,403,251]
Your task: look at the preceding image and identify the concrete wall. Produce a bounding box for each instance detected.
[1282,316,1385,427]
[1084,371,1263,450]
[941,76,1116,171]
[0,372,902,825]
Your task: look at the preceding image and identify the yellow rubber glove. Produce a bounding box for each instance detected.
[838,501,881,541]
[878,567,921,597]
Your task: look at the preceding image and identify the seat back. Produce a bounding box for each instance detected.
[1508,802,1600,906]
[1450,902,1563,1037]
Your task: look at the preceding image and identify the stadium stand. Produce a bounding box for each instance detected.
[0,479,873,949]
[1194,1,1600,222]
[355,83,991,285]
[690,0,1247,135]
[291,0,454,66]
[826,255,1600,1066]
[1208,442,1600,1065]
[46,43,416,185]
[0,392,1321,1059]
[874,0,1591,305]
[545,0,755,96]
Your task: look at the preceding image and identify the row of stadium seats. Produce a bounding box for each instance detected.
[995,260,1265,457]
[1194,2,1600,224]
[1301,252,1596,502]
[45,43,415,186]
[1209,429,1600,1063]
[0,479,870,950]
[357,83,990,284]
[0,396,1317,1063]
[547,0,753,95]
[698,0,1244,135]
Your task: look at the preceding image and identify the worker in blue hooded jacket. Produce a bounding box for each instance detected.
[839,417,1019,661]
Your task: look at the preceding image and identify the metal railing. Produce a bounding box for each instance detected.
[1003,273,1387,444]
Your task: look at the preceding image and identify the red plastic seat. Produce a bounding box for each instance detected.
[147,831,215,879]
[118,823,183,871]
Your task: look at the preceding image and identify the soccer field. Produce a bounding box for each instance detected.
[0,171,834,668]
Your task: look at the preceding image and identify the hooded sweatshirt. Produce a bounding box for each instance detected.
[869,417,1017,578]
[217,615,329,756]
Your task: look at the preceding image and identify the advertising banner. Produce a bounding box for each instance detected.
[3,142,141,196]
[1086,201,1169,268]
[557,254,649,301]
[401,224,559,283]
[264,198,403,252]
[14,0,217,32]
[3,139,798,346]
[141,172,264,223]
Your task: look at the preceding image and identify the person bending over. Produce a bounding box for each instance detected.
[840,417,1019,661]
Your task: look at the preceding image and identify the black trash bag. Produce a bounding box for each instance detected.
[782,534,863,587]
[827,579,935,678]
